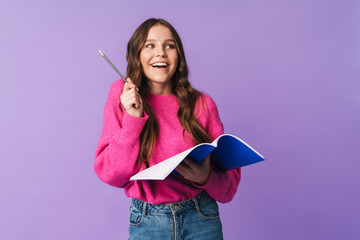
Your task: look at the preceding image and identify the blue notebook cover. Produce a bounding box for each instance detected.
[185,134,264,171]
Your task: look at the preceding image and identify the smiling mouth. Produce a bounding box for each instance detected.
[151,62,168,69]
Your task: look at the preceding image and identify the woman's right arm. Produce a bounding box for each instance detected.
[94,80,148,188]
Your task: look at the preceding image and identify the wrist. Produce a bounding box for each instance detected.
[127,109,143,118]
[195,173,210,186]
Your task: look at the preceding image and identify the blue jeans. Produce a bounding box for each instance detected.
[129,191,223,240]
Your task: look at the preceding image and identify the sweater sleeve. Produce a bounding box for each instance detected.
[94,80,148,188]
[197,95,241,203]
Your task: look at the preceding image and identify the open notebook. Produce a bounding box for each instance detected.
[130,134,265,181]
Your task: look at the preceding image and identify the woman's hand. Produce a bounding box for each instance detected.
[120,78,143,117]
[175,154,211,186]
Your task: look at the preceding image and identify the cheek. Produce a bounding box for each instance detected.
[173,55,179,69]
[140,51,151,67]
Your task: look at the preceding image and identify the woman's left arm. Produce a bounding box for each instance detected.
[175,154,241,203]
[193,94,241,203]
[196,165,241,203]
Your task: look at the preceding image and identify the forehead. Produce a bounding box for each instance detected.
[146,24,174,40]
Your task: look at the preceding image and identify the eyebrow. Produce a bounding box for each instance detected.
[145,39,175,43]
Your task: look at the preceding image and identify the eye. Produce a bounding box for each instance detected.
[145,43,154,48]
[166,44,175,49]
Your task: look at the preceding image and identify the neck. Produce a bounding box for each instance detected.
[150,82,172,96]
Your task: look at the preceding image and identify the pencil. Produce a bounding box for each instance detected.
[99,50,127,83]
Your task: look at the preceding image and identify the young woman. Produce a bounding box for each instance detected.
[94,18,241,239]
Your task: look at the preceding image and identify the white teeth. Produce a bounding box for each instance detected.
[152,62,168,67]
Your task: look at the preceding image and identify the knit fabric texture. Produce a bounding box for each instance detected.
[94,80,241,204]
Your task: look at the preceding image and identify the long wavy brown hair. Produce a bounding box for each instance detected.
[126,18,212,168]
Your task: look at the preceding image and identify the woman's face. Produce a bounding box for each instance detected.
[140,24,178,92]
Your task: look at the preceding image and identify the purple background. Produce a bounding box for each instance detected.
[1,0,359,239]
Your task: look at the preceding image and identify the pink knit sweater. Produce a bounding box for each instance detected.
[94,80,241,204]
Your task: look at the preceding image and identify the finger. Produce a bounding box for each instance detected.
[124,83,137,92]
[121,88,138,103]
[120,93,133,105]
[127,93,140,109]
[175,166,185,175]
[179,161,192,170]
[129,95,140,109]
[125,78,139,91]
[134,97,139,108]
[183,158,199,168]
[135,95,142,109]
[123,87,136,98]
[176,162,191,173]
[200,155,211,167]
[122,95,137,109]
[175,165,191,179]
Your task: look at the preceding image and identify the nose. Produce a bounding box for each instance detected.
[156,46,166,57]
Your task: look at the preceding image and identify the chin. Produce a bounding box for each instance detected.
[150,78,171,84]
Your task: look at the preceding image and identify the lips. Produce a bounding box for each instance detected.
[151,62,168,68]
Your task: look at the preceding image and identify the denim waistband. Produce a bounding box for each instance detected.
[131,191,213,214]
